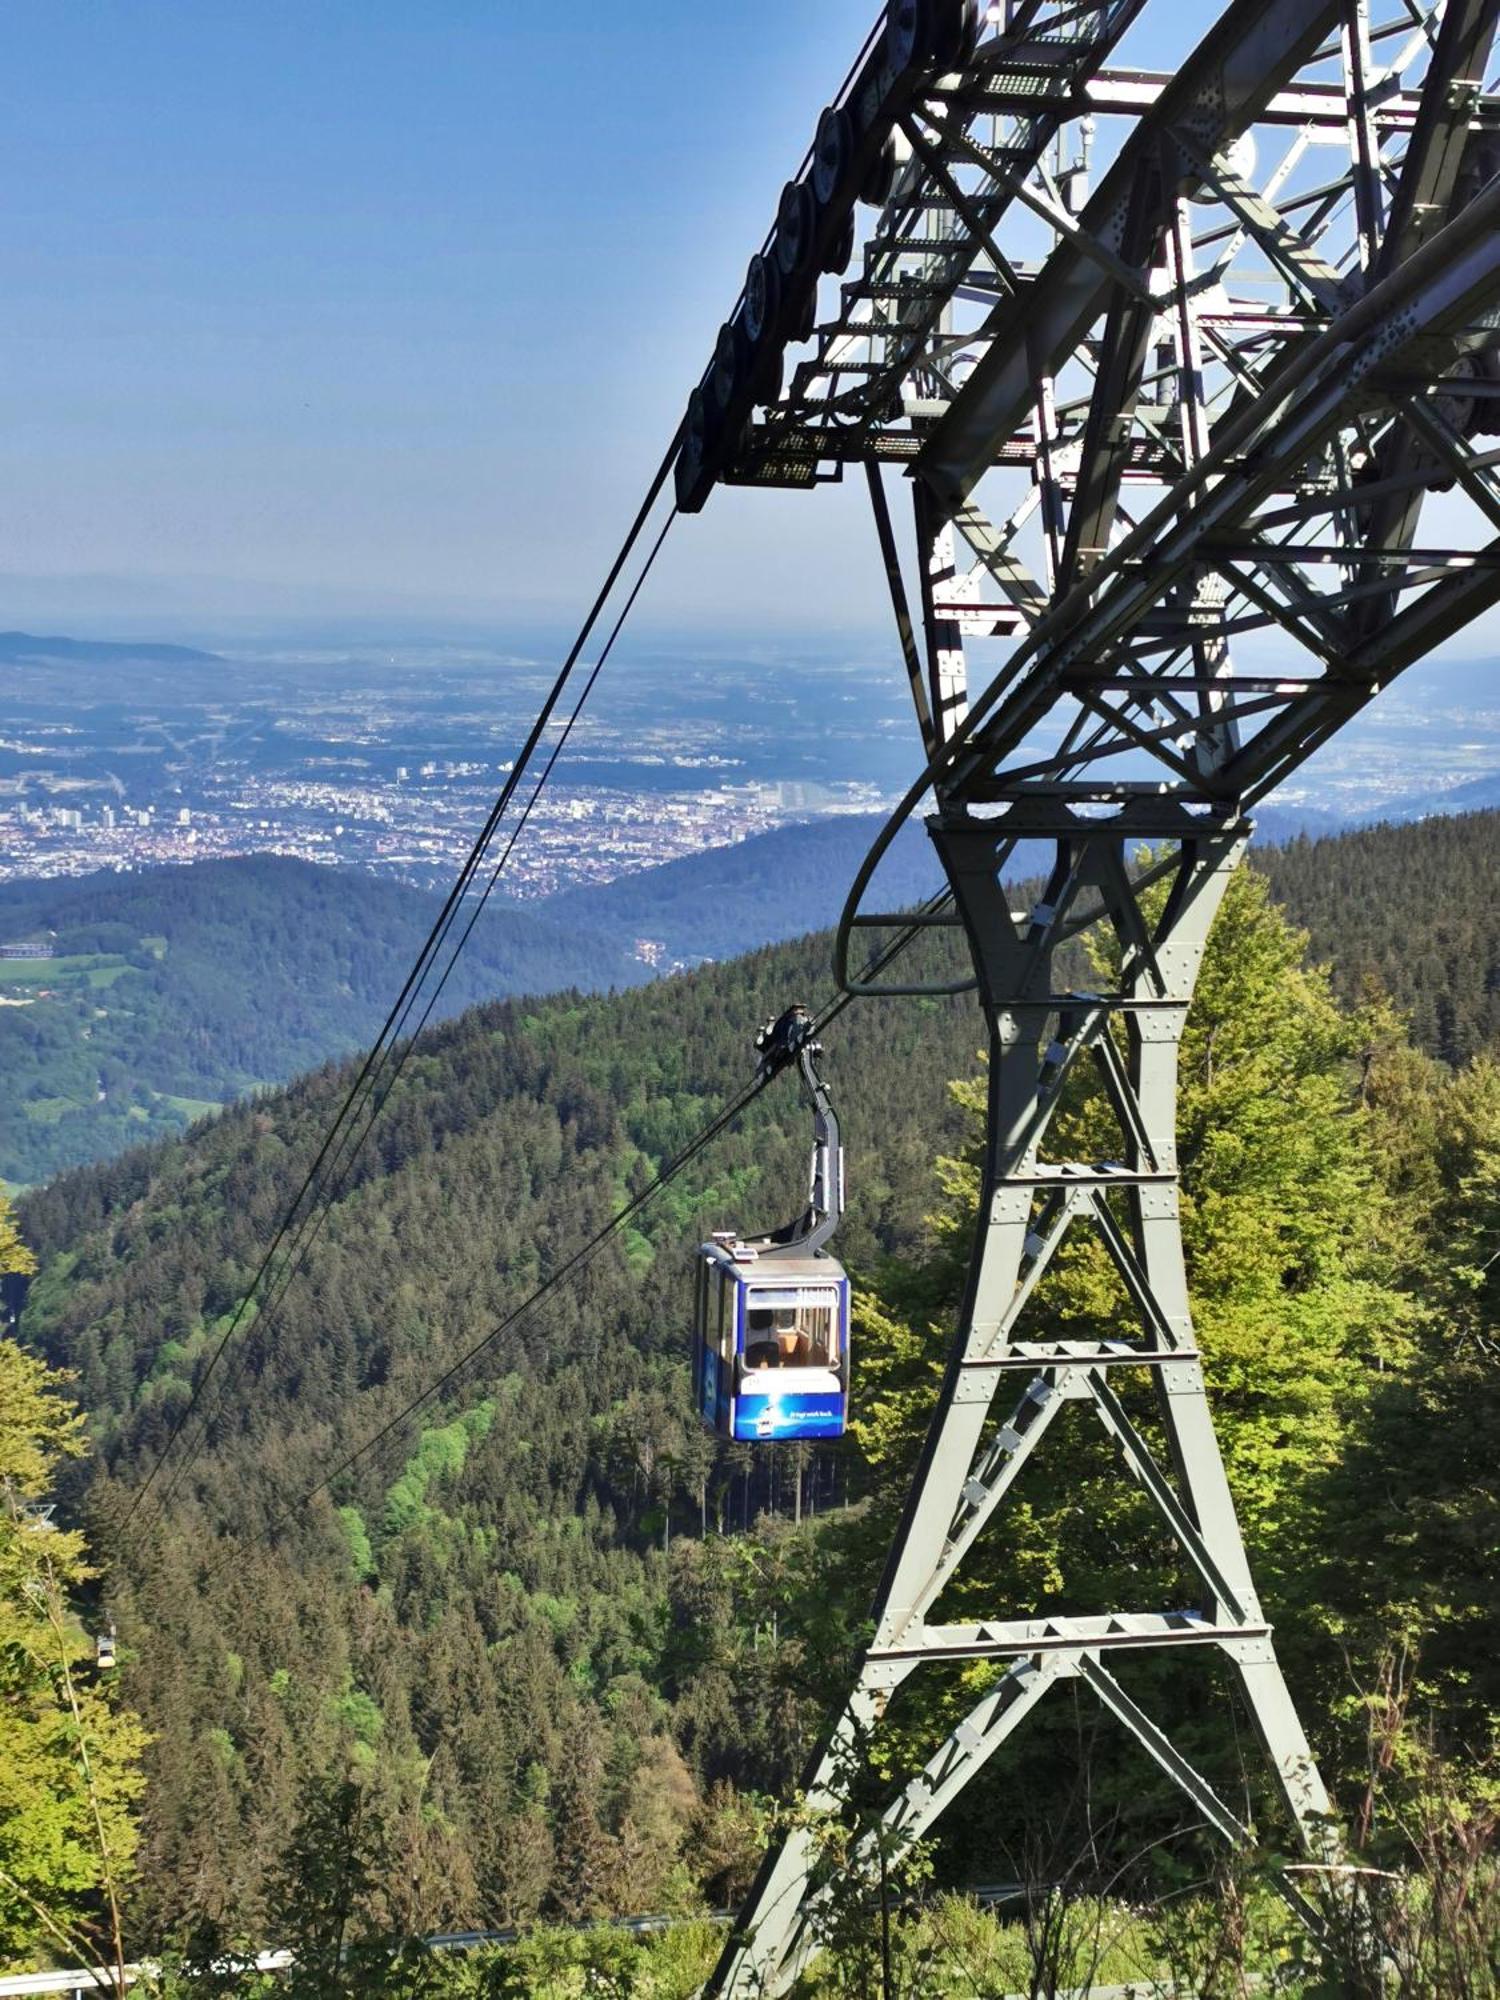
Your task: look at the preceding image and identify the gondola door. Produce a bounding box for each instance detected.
[694,1253,739,1437]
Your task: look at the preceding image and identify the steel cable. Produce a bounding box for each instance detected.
[120,447,681,1536]
[143,508,680,1529]
[189,891,953,1580]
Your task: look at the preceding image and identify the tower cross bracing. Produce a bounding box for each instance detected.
[670,1,1500,1991]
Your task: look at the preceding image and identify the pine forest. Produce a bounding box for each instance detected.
[3,808,1500,1995]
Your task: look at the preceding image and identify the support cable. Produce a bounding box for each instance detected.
[119,446,681,1536]
[144,507,679,1529]
[190,894,951,1581]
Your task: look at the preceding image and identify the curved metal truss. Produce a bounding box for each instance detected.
[675,1,1500,1992]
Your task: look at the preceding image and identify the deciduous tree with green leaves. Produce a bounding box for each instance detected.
[0,1185,147,1977]
[843,865,1420,1844]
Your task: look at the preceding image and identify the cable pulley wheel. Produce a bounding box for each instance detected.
[812,105,853,208]
[887,0,975,72]
[774,179,817,278]
[684,382,717,466]
[886,0,930,70]
[823,212,855,278]
[744,252,781,348]
[712,321,747,413]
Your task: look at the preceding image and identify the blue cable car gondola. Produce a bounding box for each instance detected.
[693,1006,849,1443]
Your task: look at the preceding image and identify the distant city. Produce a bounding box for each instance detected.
[4,634,1500,895]
[0,637,915,896]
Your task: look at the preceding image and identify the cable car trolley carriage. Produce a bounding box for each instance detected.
[693,1006,849,1443]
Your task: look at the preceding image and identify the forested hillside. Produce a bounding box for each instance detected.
[0,858,640,1186]
[0,820,942,1189]
[18,919,983,1944]
[11,816,1500,1976]
[1255,807,1500,1063]
[8,806,1500,1193]
[542,810,942,967]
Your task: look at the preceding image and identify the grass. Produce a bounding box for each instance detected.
[0,951,135,988]
[157,1091,222,1122]
[21,1095,90,1125]
[0,955,71,981]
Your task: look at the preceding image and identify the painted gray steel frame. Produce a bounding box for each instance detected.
[701,0,1500,1991]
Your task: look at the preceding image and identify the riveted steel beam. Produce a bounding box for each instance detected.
[700,4,1500,1992]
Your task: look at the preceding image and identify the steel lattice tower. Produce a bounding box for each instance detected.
[669,1,1500,1990]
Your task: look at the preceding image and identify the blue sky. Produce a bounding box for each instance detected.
[0,0,888,635]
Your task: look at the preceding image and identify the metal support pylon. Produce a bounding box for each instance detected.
[687,3,1500,1986]
[710,805,1335,1997]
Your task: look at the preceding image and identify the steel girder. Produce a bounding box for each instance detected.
[688,1,1500,1993]
[711,814,1337,1997]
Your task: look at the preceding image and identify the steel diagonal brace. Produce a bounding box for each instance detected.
[1170,139,1351,315]
[1374,0,1498,281]
[1341,0,1386,275]
[968,1184,1077,1355]
[915,485,972,744]
[1084,1370,1252,1623]
[1348,527,1500,672]
[1235,526,1500,799]
[952,497,1049,626]
[935,180,1500,800]
[1064,689,1254,792]
[994,1009,1116,1176]
[1075,1654,1249,1844]
[1086,1190,1179,1343]
[919,115,1159,305]
[1089,1033,1160,1172]
[1059,160,1170,591]
[867,462,937,756]
[876,1656,1064,1846]
[896,110,1023,295]
[1048,846,1186,949]
[770,1660,1065,1995]
[913,1374,1071,1623]
[1211,560,1348,667]
[920,0,1346,507]
[1398,395,1500,534]
[1077,1655,1330,1931]
[902,136,1500,818]
[1355,0,1500,633]
[1095,843,1169,999]
[1015,847,1094,995]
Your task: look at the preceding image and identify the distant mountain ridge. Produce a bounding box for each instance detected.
[0,856,642,1186]
[6,805,1500,1187]
[0,629,222,664]
[534,803,1359,965]
[539,811,944,966]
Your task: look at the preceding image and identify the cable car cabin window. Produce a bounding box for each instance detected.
[742,1286,841,1370]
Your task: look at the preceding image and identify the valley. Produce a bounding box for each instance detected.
[8,807,1499,1965]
